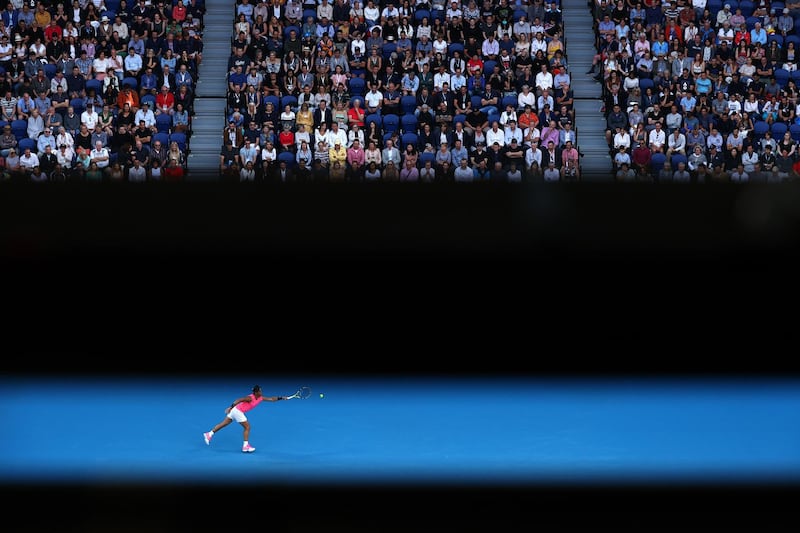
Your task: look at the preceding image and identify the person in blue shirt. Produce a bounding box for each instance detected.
[651,36,669,60]
[694,71,713,97]
[228,65,247,92]
[750,21,767,47]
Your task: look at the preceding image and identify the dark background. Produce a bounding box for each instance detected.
[2,182,799,531]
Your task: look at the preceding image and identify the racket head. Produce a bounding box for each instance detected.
[298,386,312,399]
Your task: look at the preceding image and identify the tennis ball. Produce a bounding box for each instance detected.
[319,393,324,398]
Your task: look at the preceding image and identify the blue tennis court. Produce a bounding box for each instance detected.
[2,377,799,486]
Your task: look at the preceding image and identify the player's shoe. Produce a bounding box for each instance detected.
[203,432,213,445]
[242,444,256,453]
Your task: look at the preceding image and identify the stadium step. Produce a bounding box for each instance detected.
[186,0,233,179]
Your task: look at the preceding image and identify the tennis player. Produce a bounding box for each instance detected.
[203,385,287,453]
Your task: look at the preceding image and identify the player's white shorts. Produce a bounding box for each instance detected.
[227,407,248,423]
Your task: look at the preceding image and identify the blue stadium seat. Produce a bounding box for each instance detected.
[471,95,483,109]
[153,132,169,147]
[349,77,366,96]
[156,112,172,133]
[365,113,382,129]
[281,96,298,111]
[302,9,316,22]
[169,132,187,151]
[790,123,800,142]
[639,78,654,92]
[401,132,418,148]
[650,152,666,173]
[264,95,280,109]
[753,120,770,140]
[420,151,436,165]
[768,34,784,47]
[501,95,518,110]
[284,25,300,38]
[448,43,464,57]
[401,95,417,114]
[382,114,400,133]
[11,119,27,139]
[774,68,790,87]
[69,98,85,115]
[771,122,788,137]
[278,151,295,167]
[86,79,103,94]
[454,114,467,125]
[414,9,430,22]
[738,1,754,17]
[670,153,687,169]
[18,136,36,150]
[122,76,138,90]
[400,114,418,133]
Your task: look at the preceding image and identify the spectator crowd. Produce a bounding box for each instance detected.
[220,0,582,182]
[596,0,800,181]
[0,0,204,182]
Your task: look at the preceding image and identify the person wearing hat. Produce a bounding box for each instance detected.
[717,3,733,27]
[328,138,347,168]
[778,8,795,36]
[0,122,17,157]
[37,126,57,155]
[134,100,156,130]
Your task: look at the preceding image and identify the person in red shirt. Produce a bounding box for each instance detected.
[279,123,295,152]
[347,98,366,129]
[467,54,484,76]
[163,158,185,181]
[518,105,539,130]
[116,83,140,112]
[155,85,175,116]
[44,19,62,42]
[632,143,652,177]
[664,17,683,44]
[172,0,188,23]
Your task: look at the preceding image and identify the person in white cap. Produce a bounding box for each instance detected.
[717,4,733,27]
[98,15,112,41]
[778,8,794,36]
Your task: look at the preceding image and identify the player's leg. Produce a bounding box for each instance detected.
[239,420,255,452]
[204,413,234,444]
[212,417,233,433]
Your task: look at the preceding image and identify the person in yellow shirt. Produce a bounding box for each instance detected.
[328,141,347,166]
[34,3,51,27]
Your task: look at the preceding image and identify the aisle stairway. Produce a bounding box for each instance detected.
[562,0,612,180]
[186,0,232,180]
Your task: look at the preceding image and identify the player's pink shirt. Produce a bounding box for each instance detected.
[235,393,263,413]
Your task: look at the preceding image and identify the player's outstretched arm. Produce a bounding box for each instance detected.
[264,395,286,402]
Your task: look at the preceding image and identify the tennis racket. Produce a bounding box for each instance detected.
[285,386,312,400]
